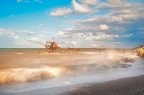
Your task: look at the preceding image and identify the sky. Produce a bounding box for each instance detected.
[0,0,144,48]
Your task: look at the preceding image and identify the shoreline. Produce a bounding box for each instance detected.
[0,49,143,95]
[64,75,144,95]
[1,75,143,95]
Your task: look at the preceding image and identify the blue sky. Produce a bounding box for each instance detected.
[0,0,144,48]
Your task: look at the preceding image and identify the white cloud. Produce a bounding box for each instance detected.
[107,0,124,5]
[9,32,19,39]
[106,9,144,23]
[0,28,12,35]
[84,33,96,41]
[0,28,47,48]
[71,41,77,45]
[77,8,144,25]
[57,31,68,38]
[82,0,97,6]
[30,36,40,41]
[0,29,6,35]
[98,0,136,9]
[49,0,98,16]
[72,0,91,13]
[13,35,19,39]
[58,31,64,35]
[122,34,132,38]
[99,24,110,30]
[94,32,120,40]
[58,4,144,44]
[89,43,103,48]
[107,16,124,23]
[0,28,42,42]
[48,0,144,47]
[0,28,19,40]
[99,0,126,8]
[50,8,72,16]
[14,39,30,47]
[60,31,121,42]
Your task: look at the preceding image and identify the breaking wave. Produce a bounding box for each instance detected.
[0,51,136,85]
[0,66,66,85]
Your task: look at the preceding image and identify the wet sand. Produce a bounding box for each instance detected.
[64,75,144,95]
[4,75,144,95]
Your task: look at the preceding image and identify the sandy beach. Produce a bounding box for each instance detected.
[1,75,144,95]
[64,75,144,95]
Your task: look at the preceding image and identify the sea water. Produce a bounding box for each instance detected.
[0,51,144,95]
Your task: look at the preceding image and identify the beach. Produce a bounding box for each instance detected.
[4,75,144,95]
[64,75,144,95]
[1,0,144,94]
[0,49,144,95]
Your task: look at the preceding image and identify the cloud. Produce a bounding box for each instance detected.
[50,0,98,16]
[0,28,20,48]
[57,31,68,38]
[59,31,125,42]
[72,0,91,13]
[81,0,98,6]
[84,32,121,41]
[57,2,144,46]
[99,24,110,30]
[30,36,40,41]
[9,32,19,39]
[14,0,144,48]
[0,28,19,39]
[58,31,64,35]
[0,28,43,47]
[106,9,144,23]
[98,0,127,8]
[50,8,72,16]
[71,41,77,45]
[68,8,143,32]
[49,0,144,17]
[78,8,144,25]
[12,35,19,39]
[0,29,6,35]
[107,0,124,5]
[89,43,103,48]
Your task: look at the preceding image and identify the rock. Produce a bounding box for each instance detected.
[136,46,144,57]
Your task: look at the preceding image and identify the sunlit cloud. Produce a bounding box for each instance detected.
[99,24,110,30]
[72,0,91,13]
[50,0,96,16]
[81,0,98,6]
[50,8,73,16]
